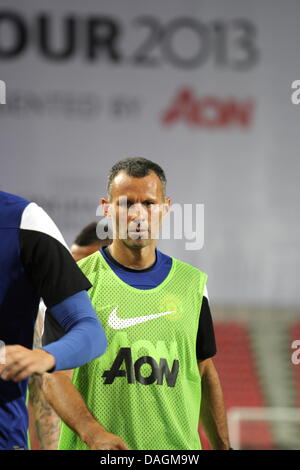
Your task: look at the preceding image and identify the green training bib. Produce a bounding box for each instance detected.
[59,250,207,450]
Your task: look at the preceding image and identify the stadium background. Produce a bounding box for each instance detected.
[1,0,300,449]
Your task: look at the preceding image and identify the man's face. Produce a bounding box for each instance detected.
[102,171,170,249]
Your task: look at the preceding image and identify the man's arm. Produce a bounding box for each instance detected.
[41,291,107,372]
[28,308,61,450]
[17,202,107,377]
[1,203,108,383]
[41,369,129,450]
[28,374,61,450]
[198,358,231,450]
[0,290,107,382]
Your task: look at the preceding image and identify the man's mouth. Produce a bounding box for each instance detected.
[128,227,149,238]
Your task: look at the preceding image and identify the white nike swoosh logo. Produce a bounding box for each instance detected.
[108,307,176,330]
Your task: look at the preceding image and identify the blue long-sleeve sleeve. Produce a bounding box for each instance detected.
[42,290,107,371]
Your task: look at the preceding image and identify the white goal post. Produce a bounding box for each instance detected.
[227,407,300,450]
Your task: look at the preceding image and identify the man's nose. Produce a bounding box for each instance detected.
[129,203,148,222]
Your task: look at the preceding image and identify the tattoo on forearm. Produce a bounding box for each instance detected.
[29,374,61,450]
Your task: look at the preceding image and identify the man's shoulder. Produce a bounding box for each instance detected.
[77,251,106,290]
[77,250,102,272]
[0,191,30,228]
[169,254,207,279]
[0,191,29,206]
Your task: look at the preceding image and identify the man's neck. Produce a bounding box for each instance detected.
[107,241,157,270]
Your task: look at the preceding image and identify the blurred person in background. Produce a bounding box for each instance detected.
[71,221,113,262]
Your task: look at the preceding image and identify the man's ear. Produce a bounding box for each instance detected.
[101,198,111,218]
[162,198,171,216]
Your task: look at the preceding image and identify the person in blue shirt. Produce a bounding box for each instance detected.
[0,191,107,450]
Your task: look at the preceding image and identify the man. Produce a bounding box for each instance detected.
[28,221,113,450]
[42,157,231,450]
[0,192,107,450]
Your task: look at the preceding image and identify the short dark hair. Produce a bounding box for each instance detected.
[107,157,167,199]
[73,222,100,246]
